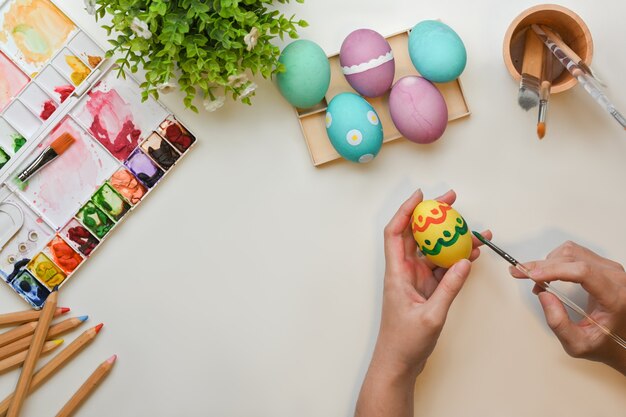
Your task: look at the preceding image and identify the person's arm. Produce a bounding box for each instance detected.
[510,241,626,375]
[355,189,490,417]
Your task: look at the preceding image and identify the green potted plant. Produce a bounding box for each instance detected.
[86,0,307,112]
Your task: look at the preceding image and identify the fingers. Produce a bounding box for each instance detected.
[434,189,457,206]
[427,259,472,319]
[547,241,624,272]
[529,260,620,309]
[537,292,588,357]
[384,189,423,266]
[384,189,423,239]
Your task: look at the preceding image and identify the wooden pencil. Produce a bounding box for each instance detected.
[0,324,103,417]
[0,316,87,361]
[0,340,64,375]
[0,308,70,327]
[6,288,58,417]
[0,323,37,349]
[55,354,117,417]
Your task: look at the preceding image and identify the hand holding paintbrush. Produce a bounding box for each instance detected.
[473,232,626,372]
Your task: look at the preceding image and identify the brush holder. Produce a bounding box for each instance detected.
[503,4,593,94]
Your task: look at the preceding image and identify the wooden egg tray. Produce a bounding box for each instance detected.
[295,29,471,167]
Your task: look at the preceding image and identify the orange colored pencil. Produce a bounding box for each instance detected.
[0,316,88,361]
[0,340,63,375]
[0,323,37,349]
[0,324,103,416]
[55,354,117,417]
[7,288,58,417]
[0,308,70,327]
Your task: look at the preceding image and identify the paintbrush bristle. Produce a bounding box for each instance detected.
[537,122,546,139]
[50,133,75,155]
[518,76,540,111]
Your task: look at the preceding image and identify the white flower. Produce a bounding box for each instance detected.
[131,17,152,40]
[83,0,96,15]
[244,27,259,51]
[203,96,225,112]
[227,73,248,88]
[240,82,258,99]
[156,81,177,94]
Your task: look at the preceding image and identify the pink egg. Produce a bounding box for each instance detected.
[389,76,448,144]
[340,29,395,98]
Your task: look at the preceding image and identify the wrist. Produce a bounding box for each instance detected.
[370,344,425,383]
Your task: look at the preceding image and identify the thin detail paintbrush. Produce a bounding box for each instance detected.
[16,133,75,182]
[518,28,543,111]
[537,46,552,139]
[472,231,626,350]
[538,25,604,85]
[531,24,626,130]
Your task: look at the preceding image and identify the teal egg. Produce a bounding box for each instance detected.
[408,20,467,83]
[276,40,331,108]
[325,93,383,163]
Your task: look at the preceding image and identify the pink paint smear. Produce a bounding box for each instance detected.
[84,87,141,160]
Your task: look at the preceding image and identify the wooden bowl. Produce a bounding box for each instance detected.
[503,4,593,94]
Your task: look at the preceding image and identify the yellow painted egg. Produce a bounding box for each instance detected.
[411,200,472,268]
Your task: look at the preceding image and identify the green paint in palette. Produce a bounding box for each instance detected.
[0,147,9,169]
[77,202,114,239]
[12,134,26,153]
[92,183,130,222]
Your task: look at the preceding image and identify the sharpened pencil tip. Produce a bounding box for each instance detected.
[107,354,117,364]
[78,315,88,322]
[53,339,64,345]
[60,307,70,314]
[52,285,59,292]
[537,122,546,139]
[95,323,104,334]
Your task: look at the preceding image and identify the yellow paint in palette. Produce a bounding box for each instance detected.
[65,55,90,85]
[0,0,76,72]
[26,252,66,289]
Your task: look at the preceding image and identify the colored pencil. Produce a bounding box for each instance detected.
[7,288,58,417]
[0,340,63,375]
[0,324,103,417]
[0,316,88,361]
[0,308,70,327]
[0,323,37,349]
[55,355,117,417]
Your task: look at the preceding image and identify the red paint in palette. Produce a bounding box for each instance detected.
[84,89,142,160]
[41,99,57,120]
[54,84,75,102]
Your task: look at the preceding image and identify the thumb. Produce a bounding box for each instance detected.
[537,292,586,354]
[428,259,472,318]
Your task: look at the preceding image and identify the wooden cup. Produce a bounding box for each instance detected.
[503,4,593,94]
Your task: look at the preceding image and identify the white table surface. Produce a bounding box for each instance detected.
[0,0,625,416]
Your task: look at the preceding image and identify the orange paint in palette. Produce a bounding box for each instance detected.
[44,235,83,274]
[0,61,197,309]
[0,0,106,179]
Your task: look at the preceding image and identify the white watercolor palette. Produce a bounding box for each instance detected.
[0,64,197,309]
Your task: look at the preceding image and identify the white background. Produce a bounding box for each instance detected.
[1,0,625,416]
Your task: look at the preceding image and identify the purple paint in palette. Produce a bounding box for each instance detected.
[124,148,164,188]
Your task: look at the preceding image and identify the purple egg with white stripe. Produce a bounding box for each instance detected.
[340,29,395,98]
